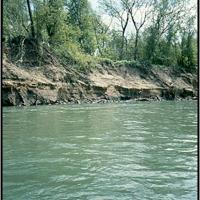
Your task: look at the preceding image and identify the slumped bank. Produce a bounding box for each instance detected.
[2,58,197,106]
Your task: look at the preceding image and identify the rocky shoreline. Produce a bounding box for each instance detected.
[2,58,197,106]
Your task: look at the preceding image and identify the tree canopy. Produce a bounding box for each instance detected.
[3,0,197,70]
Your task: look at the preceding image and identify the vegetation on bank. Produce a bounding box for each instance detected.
[3,0,197,72]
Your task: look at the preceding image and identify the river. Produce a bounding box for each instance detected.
[3,101,197,200]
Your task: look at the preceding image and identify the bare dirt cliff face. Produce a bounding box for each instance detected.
[2,58,197,106]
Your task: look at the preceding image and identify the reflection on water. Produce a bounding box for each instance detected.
[3,101,197,200]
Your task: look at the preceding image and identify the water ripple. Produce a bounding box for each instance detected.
[3,101,197,200]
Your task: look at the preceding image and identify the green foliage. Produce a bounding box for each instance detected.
[96,57,114,66]
[67,0,96,54]
[3,0,197,70]
[100,30,124,60]
[54,41,97,67]
[114,60,141,69]
[178,32,197,70]
[3,0,29,39]
[33,0,67,44]
[91,14,111,57]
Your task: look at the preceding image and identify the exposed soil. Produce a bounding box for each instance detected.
[2,57,197,106]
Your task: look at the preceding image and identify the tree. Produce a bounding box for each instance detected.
[100,0,130,59]
[3,0,29,39]
[3,0,197,68]
[26,0,35,38]
[123,0,153,60]
[66,0,96,54]
[91,14,112,56]
[144,0,188,64]
[179,16,197,70]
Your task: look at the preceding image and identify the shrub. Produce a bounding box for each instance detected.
[114,60,141,68]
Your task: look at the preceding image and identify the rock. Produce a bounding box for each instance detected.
[2,58,197,106]
[136,98,149,101]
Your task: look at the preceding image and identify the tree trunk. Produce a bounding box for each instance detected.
[120,29,126,59]
[26,0,35,38]
[134,30,139,60]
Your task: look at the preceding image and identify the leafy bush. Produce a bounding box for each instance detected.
[96,57,114,66]
[114,60,141,68]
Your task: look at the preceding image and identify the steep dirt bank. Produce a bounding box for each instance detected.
[2,58,197,106]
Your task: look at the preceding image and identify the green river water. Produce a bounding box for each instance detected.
[3,101,197,200]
